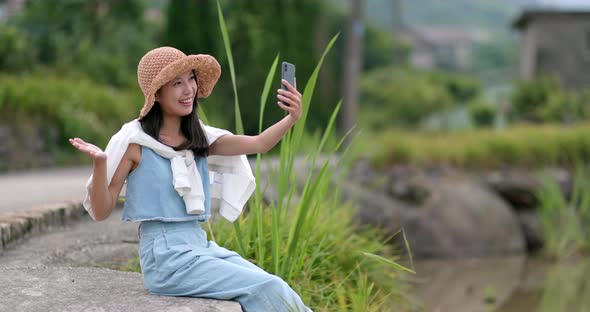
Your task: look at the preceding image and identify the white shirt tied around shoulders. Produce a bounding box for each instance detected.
[83,119,256,222]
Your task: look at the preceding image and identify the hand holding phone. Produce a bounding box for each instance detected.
[281,62,296,106]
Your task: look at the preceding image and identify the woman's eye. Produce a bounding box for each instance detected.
[174,81,181,86]
[190,76,196,80]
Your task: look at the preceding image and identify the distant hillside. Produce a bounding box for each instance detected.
[333,0,523,36]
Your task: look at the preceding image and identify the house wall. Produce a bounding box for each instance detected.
[519,14,590,89]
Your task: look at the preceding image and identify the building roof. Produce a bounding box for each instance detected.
[400,27,490,48]
[513,8,590,29]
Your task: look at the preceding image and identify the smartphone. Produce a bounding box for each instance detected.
[281,62,296,105]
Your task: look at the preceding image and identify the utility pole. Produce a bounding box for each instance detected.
[341,0,364,146]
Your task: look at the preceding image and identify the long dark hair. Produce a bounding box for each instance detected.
[139,71,209,157]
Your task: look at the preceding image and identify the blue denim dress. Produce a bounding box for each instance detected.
[124,146,311,312]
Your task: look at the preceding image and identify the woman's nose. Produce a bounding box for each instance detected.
[183,84,194,95]
[185,80,197,95]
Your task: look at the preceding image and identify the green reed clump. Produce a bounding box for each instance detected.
[538,260,590,312]
[206,2,415,310]
[537,166,590,258]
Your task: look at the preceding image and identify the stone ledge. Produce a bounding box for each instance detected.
[0,201,88,255]
[0,266,241,312]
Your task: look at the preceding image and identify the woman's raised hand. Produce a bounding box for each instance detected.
[277,78,302,122]
[69,138,107,162]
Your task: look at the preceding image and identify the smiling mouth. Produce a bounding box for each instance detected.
[179,98,193,105]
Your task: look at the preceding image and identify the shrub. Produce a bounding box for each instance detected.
[360,67,483,130]
[469,99,496,127]
[510,76,590,124]
[0,72,141,167]
[360,67,454,129]
[0,25,35,72]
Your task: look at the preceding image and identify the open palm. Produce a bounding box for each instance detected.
[69,138,107,162]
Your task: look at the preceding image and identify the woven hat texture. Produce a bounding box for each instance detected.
[137,46,221,119]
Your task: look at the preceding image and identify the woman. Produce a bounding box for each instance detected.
[69,46,311,311]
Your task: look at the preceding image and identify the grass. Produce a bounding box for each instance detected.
[367,123,590,170]
[536,166,590,259]
[538,259,590,312]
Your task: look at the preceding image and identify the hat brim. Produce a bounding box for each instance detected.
[139,54,221,119]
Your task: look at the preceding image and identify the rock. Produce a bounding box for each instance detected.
[480,169,540,209]
[387,166,431,205]
[348,168,526,258]
[480,168,572,210]
[516,211,544,252]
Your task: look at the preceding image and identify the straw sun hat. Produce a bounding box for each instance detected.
[136,46,221,119]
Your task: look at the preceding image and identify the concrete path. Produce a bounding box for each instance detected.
[0,208,241,311]
[0,166,91,214]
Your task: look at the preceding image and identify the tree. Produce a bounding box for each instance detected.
[162,0,217,55]
[15,0,152,87]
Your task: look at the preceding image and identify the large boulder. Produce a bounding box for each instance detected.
[347,164,526,258]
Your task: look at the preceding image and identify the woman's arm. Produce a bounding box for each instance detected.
[69,138,136,221]
[209,79,302,156]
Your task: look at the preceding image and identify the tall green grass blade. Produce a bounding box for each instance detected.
[283,162,331,276]
[278,132,290,211]
[251,156,265,267]
[259,54,280,133]
[289,33,339,157]
[216,0,249,254]
[276,33,339,227]
[271,200,280,273]
[285,166,299,214]
[361,252,415,274]
[232,218,247,256]
[317,100,341,154]
[401,228,414,271]
[216,0,243,135]
[252,54,280,268]
[334,124,357,153]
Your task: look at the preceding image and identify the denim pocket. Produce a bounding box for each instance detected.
[151,235,169,271]
[153,232,198,273]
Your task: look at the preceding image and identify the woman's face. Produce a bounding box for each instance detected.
[155,70,197,117]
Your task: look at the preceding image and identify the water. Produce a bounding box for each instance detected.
[411,256,590,311]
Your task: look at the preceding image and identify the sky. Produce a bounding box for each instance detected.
[526,0,590,8]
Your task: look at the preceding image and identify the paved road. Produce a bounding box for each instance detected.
[0,155,325,215]
[0,166,92,214]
